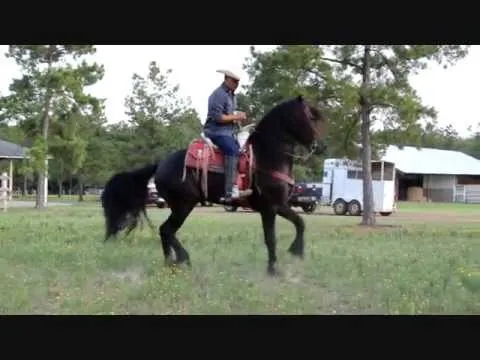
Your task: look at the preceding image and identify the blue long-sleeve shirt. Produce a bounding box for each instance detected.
[203,83,237,136]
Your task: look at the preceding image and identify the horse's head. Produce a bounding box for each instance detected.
[249,96,328,158]
[286,95,328,152]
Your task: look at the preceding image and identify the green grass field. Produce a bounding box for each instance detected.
[1,201,479,314]
[12,194,99,202]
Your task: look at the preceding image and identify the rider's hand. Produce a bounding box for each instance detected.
[236,111,247,122]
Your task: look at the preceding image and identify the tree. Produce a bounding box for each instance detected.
[240,45,354,180]
[123,61,200,167]
[80,126,120,187]
[52,103,107,200]
[319,45,470,225]
[374,120,461,151]
[241,45,470,224]
[0,45,104,208]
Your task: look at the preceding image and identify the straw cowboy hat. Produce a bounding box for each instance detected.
[216,69,241,81]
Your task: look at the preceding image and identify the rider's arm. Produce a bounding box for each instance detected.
[219,113,240,123]
[209,90,241,124]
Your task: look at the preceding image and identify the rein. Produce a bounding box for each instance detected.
[283,144,317,161]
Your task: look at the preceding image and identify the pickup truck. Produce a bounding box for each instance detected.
[288,181,322,213]
[224,181,322,214]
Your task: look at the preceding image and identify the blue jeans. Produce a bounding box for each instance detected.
[207,134,240,157]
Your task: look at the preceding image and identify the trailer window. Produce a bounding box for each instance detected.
[383,162,394,181]
[371,162,382,181]
[347,170,363,179]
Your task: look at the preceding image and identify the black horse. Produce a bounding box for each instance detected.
[101,95,328,275]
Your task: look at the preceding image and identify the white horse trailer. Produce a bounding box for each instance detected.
[320,158,396,216]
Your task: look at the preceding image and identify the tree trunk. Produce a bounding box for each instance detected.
[78,178,84,202]
[360,45,376,226]
[58,179,63,198]
[35,97,52,209]
[35,45,55,210]
[360,106,375,225]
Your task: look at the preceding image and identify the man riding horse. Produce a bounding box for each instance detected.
[203,69,252,204]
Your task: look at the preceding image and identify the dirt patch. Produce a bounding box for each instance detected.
[332,223,403,235]
[392,211,479,224]
[354,225,402,234]
[111,267,144,285]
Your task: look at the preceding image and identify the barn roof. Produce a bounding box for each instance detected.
[0,138,27,159]
[381,145,480,176]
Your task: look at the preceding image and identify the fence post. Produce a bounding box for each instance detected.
[0,172,10,212]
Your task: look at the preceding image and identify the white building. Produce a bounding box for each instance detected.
[0,138,51,206]
[381,145,480,203]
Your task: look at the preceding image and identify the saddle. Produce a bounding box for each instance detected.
[182,132,255,199]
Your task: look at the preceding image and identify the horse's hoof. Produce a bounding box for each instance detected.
[288,247,304,259]
[173,259,192,270]
[164,255,175,267]
[267,265,281,277]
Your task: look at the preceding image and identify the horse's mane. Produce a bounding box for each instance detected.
[247,98,300,170]
[249,99,298,142]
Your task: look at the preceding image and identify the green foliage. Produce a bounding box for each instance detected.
[0,123,26,144]
[0,45,105,202]
[242,45,338,117]
[320,45,469,152]
[26,136,48,172]
[123,61,201,166]
[240,45,345,180]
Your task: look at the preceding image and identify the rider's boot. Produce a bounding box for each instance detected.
[222,155,252,203]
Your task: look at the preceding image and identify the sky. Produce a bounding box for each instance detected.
[0,45,479,136]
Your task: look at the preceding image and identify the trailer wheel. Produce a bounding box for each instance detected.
[333,199,347,215]
[347,200,362,216]
[380,211,392,216]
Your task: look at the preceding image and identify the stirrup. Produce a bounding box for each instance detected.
[237,188,253,197]
[220,188,253,203]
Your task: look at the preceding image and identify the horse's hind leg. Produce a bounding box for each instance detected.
[159,200,196,266]
[277,204,305,258]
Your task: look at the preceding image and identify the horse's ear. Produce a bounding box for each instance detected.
[296,95,304,102]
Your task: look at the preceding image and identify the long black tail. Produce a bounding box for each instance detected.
[101,163,159,241]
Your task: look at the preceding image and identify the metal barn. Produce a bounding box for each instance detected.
[381,145,480,203]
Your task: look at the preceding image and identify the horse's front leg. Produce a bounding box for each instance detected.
[277,203,305,259]
[259,208,279,276]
